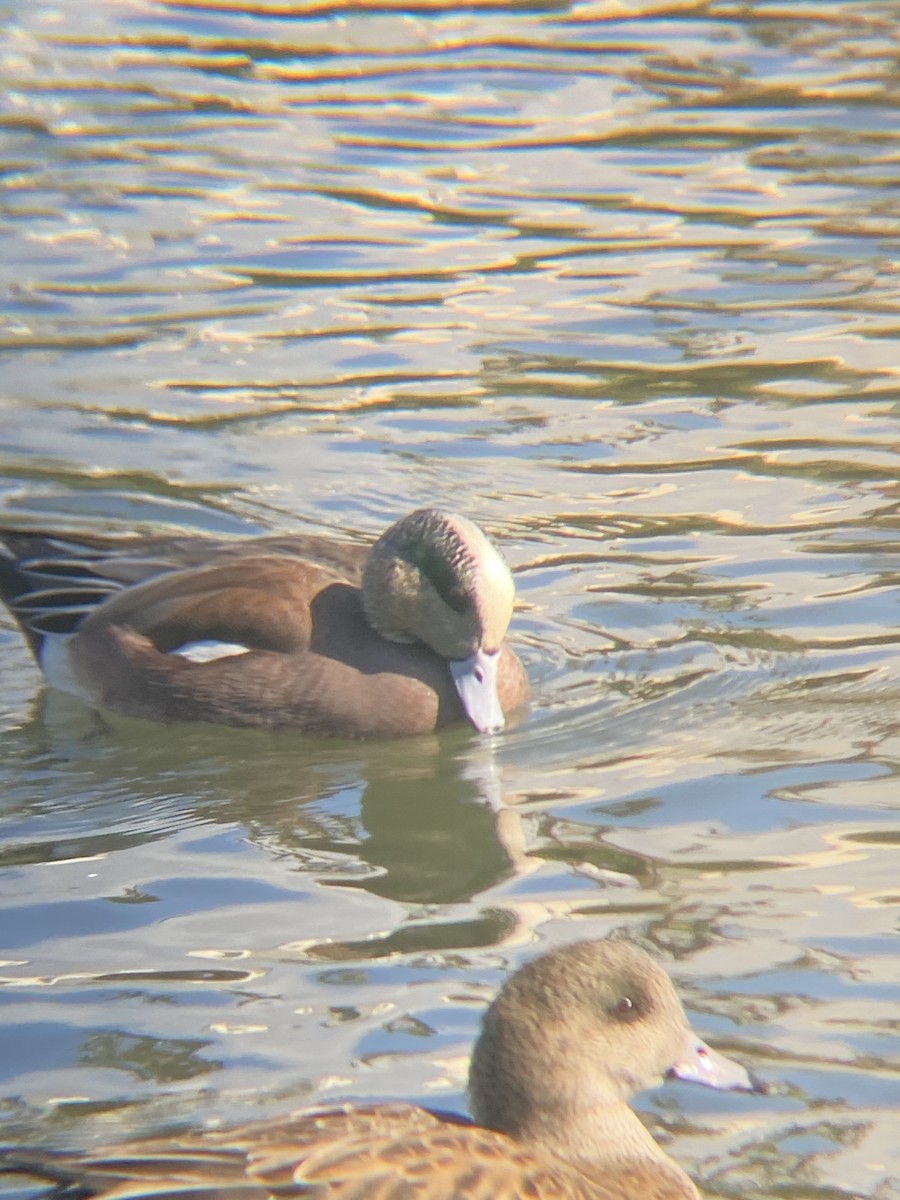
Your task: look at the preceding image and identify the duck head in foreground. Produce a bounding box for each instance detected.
[0,508,529,738]
[0,938,762,1200]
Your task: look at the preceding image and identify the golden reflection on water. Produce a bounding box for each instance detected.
[0,0,899,1195]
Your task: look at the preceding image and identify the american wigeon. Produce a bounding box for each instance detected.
[0,938,759,1200]
[0,509,529,737]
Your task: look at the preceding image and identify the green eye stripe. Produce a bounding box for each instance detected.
[412,541,471,615]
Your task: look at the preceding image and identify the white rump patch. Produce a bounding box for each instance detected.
[39,635,85,699]
[170,640,252,663]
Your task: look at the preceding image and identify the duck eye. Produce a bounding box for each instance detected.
[615,995,640,1020]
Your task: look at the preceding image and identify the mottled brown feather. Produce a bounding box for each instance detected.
[0,941,760,1200]
[0,1109,693,1200]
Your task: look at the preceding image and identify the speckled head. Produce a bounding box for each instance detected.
[468,937,755,1162]
[361,509,517,734]
[362,509,515,660]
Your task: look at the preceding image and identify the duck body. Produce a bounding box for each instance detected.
[0,939,760,1200]
[0,510,529,738]
[0,1104,650,1200]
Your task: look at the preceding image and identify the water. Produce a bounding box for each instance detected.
[0,0,898,1195]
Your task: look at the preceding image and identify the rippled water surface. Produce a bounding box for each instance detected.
[0,0,898,1195]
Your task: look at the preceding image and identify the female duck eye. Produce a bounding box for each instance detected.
[615,996,638,1019]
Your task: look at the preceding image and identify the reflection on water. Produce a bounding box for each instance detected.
[1,0,899,1195]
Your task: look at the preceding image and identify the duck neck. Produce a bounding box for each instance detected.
[469,1016,696,1191]
[494,1098,699,1198]
[513,1095,671,1170]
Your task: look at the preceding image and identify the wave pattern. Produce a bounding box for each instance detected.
[0,1,898,1195]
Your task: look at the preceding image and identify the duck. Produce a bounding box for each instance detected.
[0,938,760,1200]
[0,508,529,738]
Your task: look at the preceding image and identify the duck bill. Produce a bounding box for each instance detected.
[450,648,505,735]
[669,1029,759,1092]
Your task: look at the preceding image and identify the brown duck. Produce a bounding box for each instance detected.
[0,508,529,737]
[0,939,760,1200]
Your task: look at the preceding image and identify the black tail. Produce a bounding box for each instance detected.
[0,531,124,657]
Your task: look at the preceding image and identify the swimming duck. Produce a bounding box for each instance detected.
[0,508,529,737]
[0,938,759,1200]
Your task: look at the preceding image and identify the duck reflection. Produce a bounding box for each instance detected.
[7,692,528,910]
[353,750,518,904]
